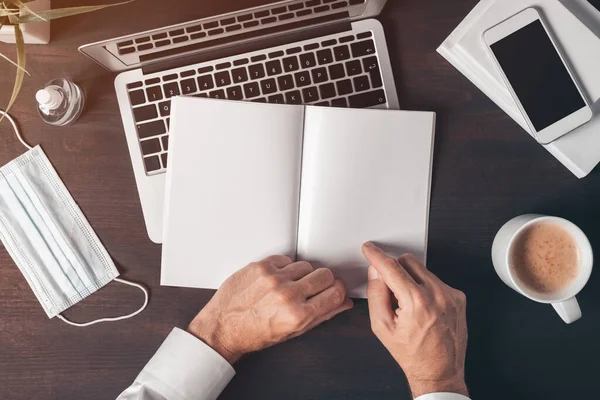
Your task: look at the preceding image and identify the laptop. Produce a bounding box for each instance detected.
[79,0,399,243]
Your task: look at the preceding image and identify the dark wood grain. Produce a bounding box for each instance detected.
[2,0,600,399]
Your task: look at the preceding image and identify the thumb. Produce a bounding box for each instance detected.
[366,266,395,330]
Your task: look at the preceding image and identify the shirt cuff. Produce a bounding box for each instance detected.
[414,393,471,400]
[134,327,236,400]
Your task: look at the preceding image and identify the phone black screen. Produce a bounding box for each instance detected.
[490,20,586,131]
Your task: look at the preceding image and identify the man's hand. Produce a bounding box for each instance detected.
[362,242,468,398]
[187,255,353,364]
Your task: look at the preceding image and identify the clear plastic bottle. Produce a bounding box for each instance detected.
[36,78,85,126]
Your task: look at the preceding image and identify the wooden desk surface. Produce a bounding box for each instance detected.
[1,0,600,399]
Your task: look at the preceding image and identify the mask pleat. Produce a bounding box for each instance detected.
[14,169,96,293]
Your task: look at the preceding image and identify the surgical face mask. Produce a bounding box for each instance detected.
[0,110,148,327]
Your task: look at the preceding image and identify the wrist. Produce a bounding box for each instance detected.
[407,375,468,399]
[187,312,242,365]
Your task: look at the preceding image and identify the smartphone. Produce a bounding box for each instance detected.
[483,8,593,144]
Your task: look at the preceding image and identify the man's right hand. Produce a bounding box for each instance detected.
[362,242,469,399]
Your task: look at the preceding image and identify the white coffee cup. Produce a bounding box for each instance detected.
[491,214,593,324]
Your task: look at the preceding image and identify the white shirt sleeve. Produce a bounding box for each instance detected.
[116,327,236,400]
[414,393,471,400]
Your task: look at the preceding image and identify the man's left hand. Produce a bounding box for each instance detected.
[187,255,354,364]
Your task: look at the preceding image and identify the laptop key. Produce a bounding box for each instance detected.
[173,36,189,44]
[197,75,214,91]
[249,64,266,80]
[141,138,161,155]
[209,89,226,99]
[198,66,214,74]
[316,48,333,65]
[266,60,283,76]
[127,81,143,89]
[260,78,277,95]
[252,97,267,103]
[332,1,348,10]
[362,56,379,72]
[297,9,312,17]
[226,86,243,100]
[282,56,299,72]
[331,98,348,107]
[161,135,169,151]
[133,104,158,122]
[180,78,197,95]
[302,86,319,102]
[163,82,180,98]
[315,101,330,106]
[231,67,248,83]
[329,64,345,80]
[334,45,350,61]
[158,101,171,117]
[346,59,362,76]
[277,75,294,91]
[144,156,161,172]
[129,90,146,106]
[243,82,260,98]
[336,79,353,96]
[268,94,285,104]
[215,71,231,87]
[299,53,316,69]
[368,69,383,89]
[311,67,329,83]
[137,43,153,51]
[285,90,302,104]
[136,120,166,139]
[161,153,168,168]
[363,56,383,88]
[351,39,376,57]
[319,83,336,99]
[353,75,370,92]
[294,71,311,87]
[349,89,386,107]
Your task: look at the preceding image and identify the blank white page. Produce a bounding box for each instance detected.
[161,97,305,289]
[297,107,436,298]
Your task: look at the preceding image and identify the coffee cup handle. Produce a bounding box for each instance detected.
[552,297,582,324]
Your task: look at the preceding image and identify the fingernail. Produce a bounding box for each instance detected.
[363,241,374,249]
[368,266,378,280]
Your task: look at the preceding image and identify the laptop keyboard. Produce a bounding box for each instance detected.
[125,30,387,175]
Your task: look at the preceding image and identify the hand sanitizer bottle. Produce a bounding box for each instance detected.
[36,78,85,126]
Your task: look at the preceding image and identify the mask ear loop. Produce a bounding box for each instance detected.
[0,109,33,150]
[57,278,149,327]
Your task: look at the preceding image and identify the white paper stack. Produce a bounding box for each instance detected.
[437,0,600,178]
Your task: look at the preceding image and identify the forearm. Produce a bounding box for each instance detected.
[116,328,235,400]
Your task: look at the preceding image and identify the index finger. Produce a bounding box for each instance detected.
[260,255,293,268]
[362,242,419,296]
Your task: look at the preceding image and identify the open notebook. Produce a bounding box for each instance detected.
[161,97,436,297]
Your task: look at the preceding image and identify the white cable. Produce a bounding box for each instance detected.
[0,109,32,150]
[57,278,149,327]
